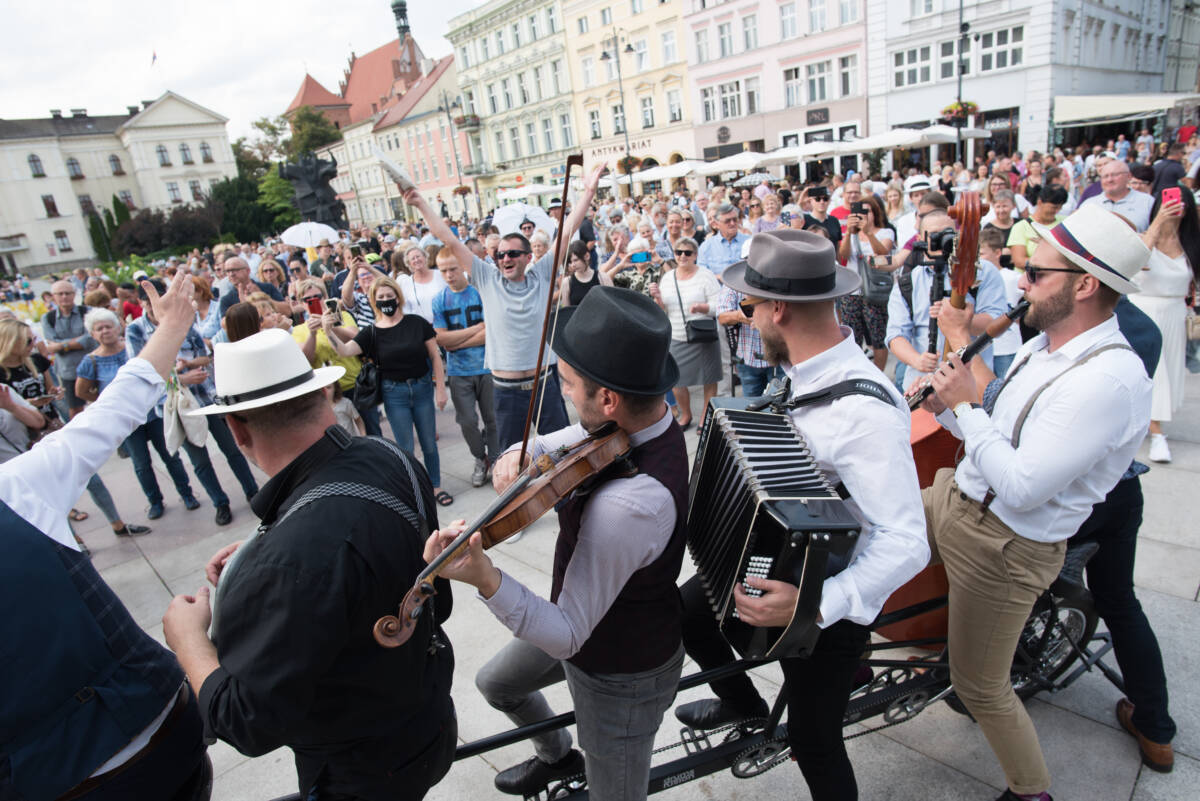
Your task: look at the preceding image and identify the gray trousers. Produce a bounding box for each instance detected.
[476,638,684,801]
[448,373,498,463]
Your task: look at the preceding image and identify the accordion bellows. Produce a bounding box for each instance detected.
[687,398,861,660]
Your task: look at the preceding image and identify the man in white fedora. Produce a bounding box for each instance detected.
[162,328,457,801]
[919,203,1152,801]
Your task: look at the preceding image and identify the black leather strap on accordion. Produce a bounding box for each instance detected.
[783,378,898,411]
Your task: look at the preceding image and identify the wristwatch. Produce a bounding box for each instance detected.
[953,401,981,418]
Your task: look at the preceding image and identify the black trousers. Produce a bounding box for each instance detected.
[1070,476,1176,743]
[680,576,870,801]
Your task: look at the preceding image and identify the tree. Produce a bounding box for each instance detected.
[288,106,342,159]
[233,137,270,181]
[250,114,290,163]
[112,194,132,227]
[258,166,301,229]
[103,208,119,241]
[207,176,275,242]
[87,211,112,261]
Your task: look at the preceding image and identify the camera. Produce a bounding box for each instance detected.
[915,227,957,256]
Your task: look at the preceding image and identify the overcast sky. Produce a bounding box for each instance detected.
[2,0,476,141]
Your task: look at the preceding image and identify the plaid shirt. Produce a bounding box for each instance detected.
[716,285,770,368]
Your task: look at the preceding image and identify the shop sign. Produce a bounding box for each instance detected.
[806,108,830,126]
[717,126,731,143]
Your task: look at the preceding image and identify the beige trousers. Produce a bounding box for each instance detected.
[923,468,1066,795]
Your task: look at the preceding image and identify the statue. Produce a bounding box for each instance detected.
[279,151,348,228]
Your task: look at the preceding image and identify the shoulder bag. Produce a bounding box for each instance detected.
[853,234,894,307]
[352,326,383,412]
[673,271,718,343]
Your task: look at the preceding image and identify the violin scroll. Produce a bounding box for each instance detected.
[373,581,437,648]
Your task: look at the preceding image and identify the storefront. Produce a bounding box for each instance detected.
[979,107,1020,158]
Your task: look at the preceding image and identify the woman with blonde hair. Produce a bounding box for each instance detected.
[323,275,452,505]
[883,180,906,222]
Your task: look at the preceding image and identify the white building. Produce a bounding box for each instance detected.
[0,91,237,275]
[865,1,1172,165]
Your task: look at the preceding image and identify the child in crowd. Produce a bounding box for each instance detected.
[327,383,364,437]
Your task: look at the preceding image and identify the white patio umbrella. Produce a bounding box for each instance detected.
[692,150,767,176]
[733,171,775,187]
[655,159,708,179]
[492,202,556,236]
[918,124,991,145]
[279,221,339,249]
[496,185,535,202]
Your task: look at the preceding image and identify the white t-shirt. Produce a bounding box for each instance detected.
[660,269,722,342]
[397,271,448,325]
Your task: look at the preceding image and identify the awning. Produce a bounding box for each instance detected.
[1053,93,1200,128]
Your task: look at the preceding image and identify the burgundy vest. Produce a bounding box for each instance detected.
[550,419,689,674]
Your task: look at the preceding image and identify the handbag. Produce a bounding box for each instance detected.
[163,374,208,455]
[353,327,383,412]
[673,271,718,343]
[853,235,894,306]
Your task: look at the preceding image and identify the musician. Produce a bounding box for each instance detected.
[920,204,1153,801]
[676,229,929,801]
[423,287,688,800]
[162,328,456,801]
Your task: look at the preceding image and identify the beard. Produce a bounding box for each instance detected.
[1024,277,1076,331]
[760,323,789,366]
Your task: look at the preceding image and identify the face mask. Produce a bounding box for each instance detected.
[377,299,399,316]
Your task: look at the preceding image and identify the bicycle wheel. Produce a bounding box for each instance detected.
[1011,592,1098,699]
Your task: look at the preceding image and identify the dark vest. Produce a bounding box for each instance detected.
[550,420,689,674]
[0,501,183,801]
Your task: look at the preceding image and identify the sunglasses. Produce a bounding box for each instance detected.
[302,295,323,302]
[674,249,695,257]
[289,267,304,274]
[739,296,769,317]
[498,249,529,260]
[1025,264,1086,283]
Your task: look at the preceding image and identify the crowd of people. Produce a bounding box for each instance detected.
[4,128,1196,801]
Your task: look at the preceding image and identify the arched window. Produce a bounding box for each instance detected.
[109,154,124,175]
[199,142,213,163]
[179,143,193,164]
[156,144,171,166]
[28,154,45,177]
[66,157,83,179]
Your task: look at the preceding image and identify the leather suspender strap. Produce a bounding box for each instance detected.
[1008,343,1133,448]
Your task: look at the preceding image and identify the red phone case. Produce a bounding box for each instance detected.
[1162,187,1181,206]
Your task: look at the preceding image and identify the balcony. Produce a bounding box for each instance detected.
[0,234,29,254]
[454,114,481,131]
[463,162,489,176]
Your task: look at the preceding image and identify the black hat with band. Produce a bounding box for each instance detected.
[720,228,861,302]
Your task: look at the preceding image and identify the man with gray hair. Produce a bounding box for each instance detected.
[1081,160,1155,232]
[44,281,96,417]
[217,256,289,318]
[696,203,748,278]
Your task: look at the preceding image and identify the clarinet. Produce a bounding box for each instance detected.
[907,300,1030,411]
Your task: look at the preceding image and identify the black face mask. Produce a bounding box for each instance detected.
[377,299,399,316]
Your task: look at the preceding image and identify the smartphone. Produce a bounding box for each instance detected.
[324,298,340,316]
[630,252,651,264]
[306,296,325,316]
[348,243,363,257]
[780,211,792,226]
[1162,187,1182,206]
[851,201,867,216]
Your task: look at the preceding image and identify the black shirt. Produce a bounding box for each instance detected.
[200,430,454,800]
[1152,158,1187,195]
[353,316,436,381]
[803,213,843,247]
[217,280,284,316]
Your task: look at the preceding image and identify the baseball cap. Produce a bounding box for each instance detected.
[365,253,383,264]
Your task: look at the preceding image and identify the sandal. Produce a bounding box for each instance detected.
[69,509,89,522]
[435,490,454,507]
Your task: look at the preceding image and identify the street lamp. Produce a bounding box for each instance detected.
[437,90,471,220]
[599,30,637,197]
[955,0,970,163]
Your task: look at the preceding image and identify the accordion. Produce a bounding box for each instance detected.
[686,397,861,660]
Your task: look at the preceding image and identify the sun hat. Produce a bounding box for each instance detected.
[1031,204,1148,294]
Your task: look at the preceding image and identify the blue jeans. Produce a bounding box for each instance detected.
[124,416,229,507]
[493,365,571,453]
[85,474,121,524]
[205,415,258,499]
[381,374,441,487]
[992,353,1016,379]
[735,364,783,398]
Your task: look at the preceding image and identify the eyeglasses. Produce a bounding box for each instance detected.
[674,249,695,257]
[812,196,829,202]
[498,249,530,260]
[302,295,323,302]
[739,296,769,317]
[1025,264,1086,283]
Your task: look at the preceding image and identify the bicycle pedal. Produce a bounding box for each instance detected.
[680,726,714,754]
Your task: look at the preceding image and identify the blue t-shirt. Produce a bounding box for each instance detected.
[432,285,488,376]
[76,350,129,394]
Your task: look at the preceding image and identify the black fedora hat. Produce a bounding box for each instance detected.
[722,228,860,302]
[551,286,679,395]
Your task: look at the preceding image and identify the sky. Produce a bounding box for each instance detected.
[2,0,478,141]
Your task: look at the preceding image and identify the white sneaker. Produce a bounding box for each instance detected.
[1148,433,1172,463]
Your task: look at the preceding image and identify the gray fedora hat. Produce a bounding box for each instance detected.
[721,229,860,302]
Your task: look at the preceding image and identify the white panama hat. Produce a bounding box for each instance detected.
[1031,204,1148,295]
[188,328,344,416]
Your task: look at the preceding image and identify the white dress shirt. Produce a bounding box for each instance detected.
[937,315,1151,542]
[783,328,929,628]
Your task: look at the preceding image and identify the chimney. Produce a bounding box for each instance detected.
[392,0,411,40]
[128,105,140,115]
[142,100,155,110]
[49,109,63,119]
[70,108,87,118]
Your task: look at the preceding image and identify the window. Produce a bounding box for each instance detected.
[432,160,439,180]
[54,230,72,252]
[839,54,858,96]
[167,182,182,203]
[547,5,559,32]
[661,31,677,63]
[179,143,193,164]
[533,66,544,100]
[78,194,94,214]
[718,23,733,57]
[631,0,644,13]
[701,87,716,122]
[446,154,453,174]
[582,57,596,87]
[589,109,603,139]
[979,26,1024,72]
[641,96,655,128]
[460,46,472,68]
[784,67,803,107]
[66,157,83,178]
[496,31,505,55]
[480,37,489,60]
[719,80,742,118]
[605,47,618,80]
[495,131,507,162]
[579,15,589,33]
[601,7,612,25]
[809,0,826,32]
[743,15,758,50]
[512,23,521,48]
[41,195,59,217]
[838,0,857,24]
[502,79,513,109]
[892,45,932,87]
[910,0,932,15]
[560,114,574,147]
[509,127,522,159]
[426,122,433,144]
[543,118,555,151]
[465,90,477,114]
[551,60,564,93]
[634,39,649,71]
[200,142,213,163]
[613,104,626,134]
[529,14,539,39]
[156,144,171,166]
[667,89,682,122]
[695,29,710,63]
[517,72,530,104]
[746,77,761,114]
[189,179,203,201]
[118,190,135,209]
[939,38,970,79]
[780,3,797,40]
[526,122,538,155]
[487,84,499,114]
[807,61,829,102]
[109,154,124,175]
[28,154,46,177]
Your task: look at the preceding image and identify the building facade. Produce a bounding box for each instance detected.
[684,0,868,179]
[447,0,578,211]
[0,92,236,274]
[1165,0,1200,93]
[866,0,1172,165]
[564,0,696,189]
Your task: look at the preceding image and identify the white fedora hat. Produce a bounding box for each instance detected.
[1031,204,1147,295]
[188,328,344,416]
